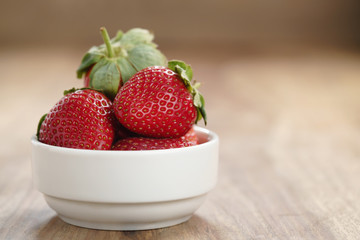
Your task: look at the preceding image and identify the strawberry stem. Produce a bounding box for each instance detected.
[100,27,115,58]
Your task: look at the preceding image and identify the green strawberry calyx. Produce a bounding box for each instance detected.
[36,113,47,140]
[63,87,94,96]
[77,27,167,100]
[168,60,207,125]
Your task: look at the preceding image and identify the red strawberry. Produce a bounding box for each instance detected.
[38,89,115,150]
[83,65,93,87]
[113,60,206,138]
[181,126,198,145]
[111,116,136,140]
[112,136,195,151]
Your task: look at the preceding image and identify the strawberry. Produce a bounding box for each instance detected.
[83,65,93,88]
[113,60,206,138]
[181,126,198,145]
[77,27,167,100]
[111,115,136,140]
[112,136,196,151]
[37,89,115,150]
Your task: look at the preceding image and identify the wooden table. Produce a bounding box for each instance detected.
[1,46,360,239]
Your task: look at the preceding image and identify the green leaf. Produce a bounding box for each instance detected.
[36,113,47,139]
[76,27,167,98]
[120,28,155,49]
[197,93,207,125]
[168,60,193,82]
[89,59,120,100]
[193,90,202,108]
[192,88,207,124]
[168,60,193,91]
[63,87,93,96]
[128,44,167,71]
[76,51,103,78]
[111,30,123,43]
[168,60,207,125]
[63,87,77,95]
[116,58,138,84]
[196,108,203,123]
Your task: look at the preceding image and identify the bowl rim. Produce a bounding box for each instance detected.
[31,126,218,155]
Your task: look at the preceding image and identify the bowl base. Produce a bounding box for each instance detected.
[44,194,207,231]
[58,214,192,231]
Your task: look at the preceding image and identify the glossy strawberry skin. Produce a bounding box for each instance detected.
[39,89,115,150]
[113,66,197,138]
[112,127,198,150]
[181,127,198,145]
[112,136,195,151]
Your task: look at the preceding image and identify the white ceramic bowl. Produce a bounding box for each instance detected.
[31,126,219,231]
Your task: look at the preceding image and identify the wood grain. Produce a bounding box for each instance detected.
[1,46,360,239]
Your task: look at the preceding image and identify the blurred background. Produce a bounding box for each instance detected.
[0,0,359,48]
[1,1,360,237]
[0,0,359,159]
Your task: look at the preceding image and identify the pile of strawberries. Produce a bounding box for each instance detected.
[37,28,206,151]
